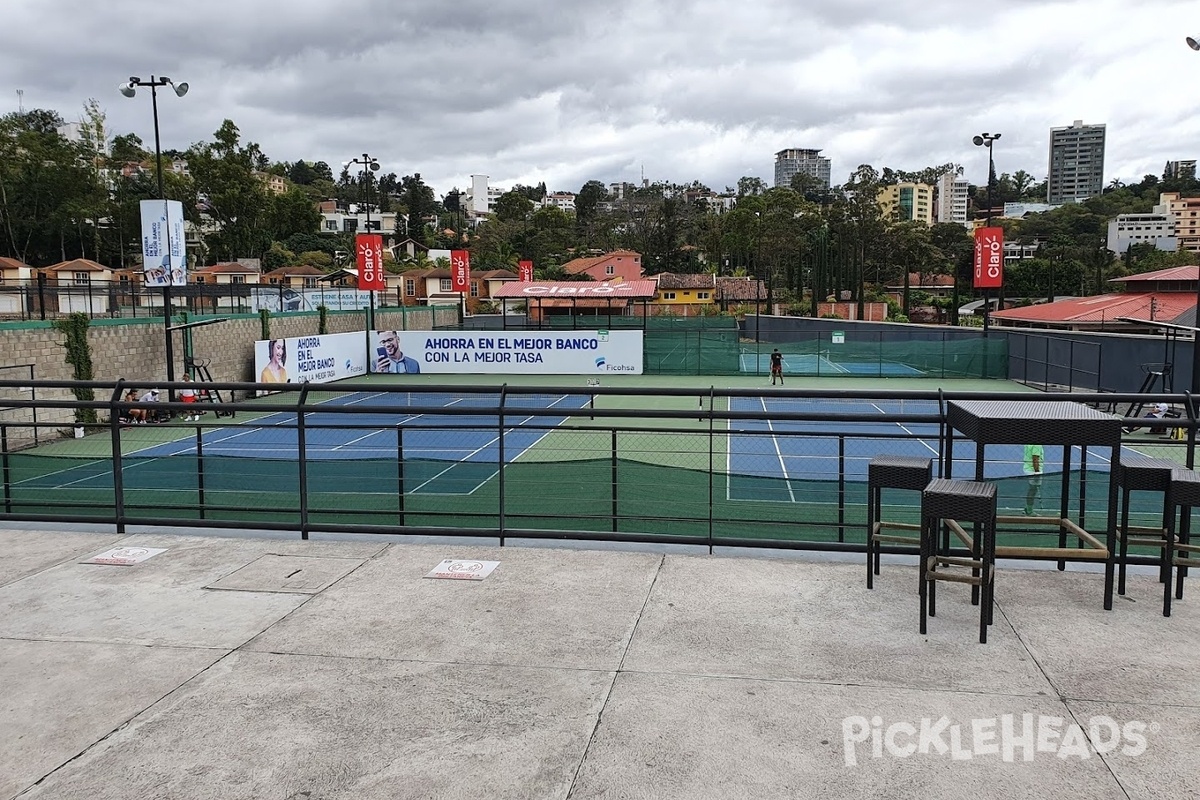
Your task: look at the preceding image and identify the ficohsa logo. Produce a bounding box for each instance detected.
[595,357,606,369]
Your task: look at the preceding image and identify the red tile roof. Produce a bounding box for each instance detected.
[262,265,327,278]
[43,259,109,272]
[1110,266,1199,283]
[195,262,260,274]
[654,272,715,290]
[492,280,658,299]
[562,250,642,274]
[990,292,1196,325]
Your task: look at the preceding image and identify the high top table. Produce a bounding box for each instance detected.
[943,399,1124,610]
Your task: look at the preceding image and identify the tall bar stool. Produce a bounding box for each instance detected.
[1164,468,1200,616]
[866,455,933,589]
[919,478,998,644]
[1114,454,1175,595]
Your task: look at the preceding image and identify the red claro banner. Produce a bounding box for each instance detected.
[451,249,471,292]
[973,227,1004,289]
[356,233,385,291]
[518,259,534,282]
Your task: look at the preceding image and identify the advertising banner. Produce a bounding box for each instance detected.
[973,227,1004,289]
[139,199,187,286]
[254,331,368,387]
[374,330,644,375]
[451,249,470,292]
[518,260,534,282]
[356,233,385,291]
[248,288,371,312]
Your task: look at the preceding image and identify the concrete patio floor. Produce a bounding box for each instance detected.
[1,527,1197,799]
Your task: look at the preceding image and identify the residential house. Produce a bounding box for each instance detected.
[651,273,716,316]
[192,261,262,312]
[397,268,432,306]
[0,257,33,315]
[262,265,326,289]
[476,269,519,304]
[39,259,114,315]
[714,277,768,313]
[391,238,430,262]
[561,250,643,282]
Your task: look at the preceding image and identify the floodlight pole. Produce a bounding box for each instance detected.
[348,153,380,346]
[122,75,187,401]
[973,132,1000,337]
[1189,38,1200,392]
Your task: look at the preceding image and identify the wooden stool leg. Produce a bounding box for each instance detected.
[1118,486,1131,596]
[1178,506,1191,601]
[919,512,931,634]
[866,483,876,590]
[1164,501,1177,617]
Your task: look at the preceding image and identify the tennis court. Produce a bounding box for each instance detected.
[0,375,1176,544]
[739,352,925,377]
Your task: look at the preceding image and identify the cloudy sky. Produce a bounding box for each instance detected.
[3,0,1197,199]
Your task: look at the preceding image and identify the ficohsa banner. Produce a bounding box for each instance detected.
[254,332,368,389]
[387,330,643,374]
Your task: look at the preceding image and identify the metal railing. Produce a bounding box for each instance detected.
[1,379,1196,554]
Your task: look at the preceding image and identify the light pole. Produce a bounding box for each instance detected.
[1188,36,1200,391]
[120,75,188,397]
[345,153,381,339]
[973,132,1000,336]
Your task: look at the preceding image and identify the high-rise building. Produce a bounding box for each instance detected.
[1047,120,1106,204]
[1165,160,1197,180]
[774,148,831,190]
[877,183,934,225]
[935,173,970,228]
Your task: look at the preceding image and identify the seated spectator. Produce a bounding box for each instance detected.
[122,389,145,425]
[1125,402,1172,434]
[141,389,165,423]
[180,375,200,421]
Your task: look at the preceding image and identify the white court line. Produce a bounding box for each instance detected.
[760,397,796,503]
[868,401,941,458]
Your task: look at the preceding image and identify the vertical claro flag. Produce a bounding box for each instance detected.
[451,249,471,292]
[973,227,1004,289]
[357,233,385,291]
[518,259,534,282]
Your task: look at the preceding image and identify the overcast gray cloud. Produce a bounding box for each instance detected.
[3,0,1197,198]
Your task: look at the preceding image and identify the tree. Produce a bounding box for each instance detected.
[186,119,274,261]
[737,176,767,197]
[393,173,438,239]
[288,160,318,185]
[494,190,535,223]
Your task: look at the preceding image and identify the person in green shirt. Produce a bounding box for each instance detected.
[1023,443,1045,516]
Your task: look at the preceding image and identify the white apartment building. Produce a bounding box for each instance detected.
[1106,205,1177,254]
[542,192,576,211]
[773,148,832,189]
[935,173,970,227]
[1047,120,1106,204]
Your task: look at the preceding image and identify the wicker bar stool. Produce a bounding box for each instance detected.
[919,478,998,644]
[1164,468,1200,617]
[1114,454,1176,595]
[866,455,933,589]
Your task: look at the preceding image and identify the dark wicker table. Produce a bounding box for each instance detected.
[944,399,1123,610]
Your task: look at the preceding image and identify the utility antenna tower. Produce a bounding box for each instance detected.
[16,89,23,113]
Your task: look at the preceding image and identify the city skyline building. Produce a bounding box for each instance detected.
[1047,120,1106,204]
[773,148,832,190]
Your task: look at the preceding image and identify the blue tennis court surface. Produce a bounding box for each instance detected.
[24,391,593,498]
[726,397,1121,504]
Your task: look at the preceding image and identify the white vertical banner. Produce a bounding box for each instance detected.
[140,199,188,287]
